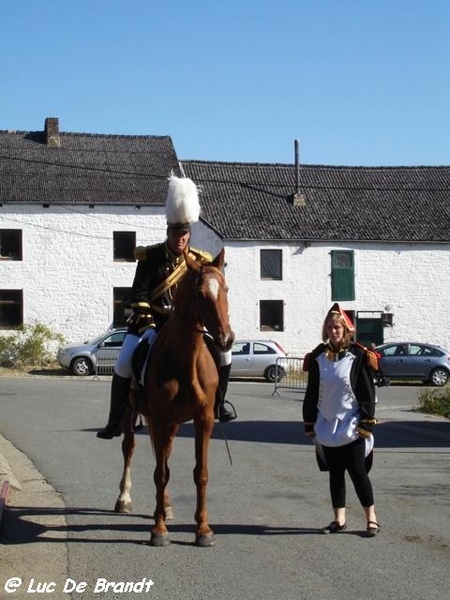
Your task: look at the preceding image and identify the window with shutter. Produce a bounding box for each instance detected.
[331,251,355,301]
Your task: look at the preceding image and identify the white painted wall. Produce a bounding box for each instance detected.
[224,241,450,356]
[1,206,450,357]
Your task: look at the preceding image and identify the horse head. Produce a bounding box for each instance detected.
[177,248,235,352]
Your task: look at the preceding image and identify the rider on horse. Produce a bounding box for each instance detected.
[97,174,236,440]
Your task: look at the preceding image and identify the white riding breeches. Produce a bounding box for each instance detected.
[114,329,157,379]
[115,328,230,379]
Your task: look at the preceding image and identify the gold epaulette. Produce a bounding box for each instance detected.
[189,247,213,263]
[133,243,161,261]
[354,342,379,371]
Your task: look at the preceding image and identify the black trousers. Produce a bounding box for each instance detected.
[322,438,374,509]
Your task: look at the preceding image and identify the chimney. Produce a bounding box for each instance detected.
[44,117,60,147]
[290,138,305,206]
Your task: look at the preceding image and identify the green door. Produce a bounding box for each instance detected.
[356,318,383,347]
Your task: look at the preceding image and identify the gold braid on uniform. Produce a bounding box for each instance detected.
[354,342,380,371]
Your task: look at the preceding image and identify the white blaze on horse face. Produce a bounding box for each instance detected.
[207,276,220,300]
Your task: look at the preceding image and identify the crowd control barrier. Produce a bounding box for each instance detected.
[272,356,308,396]
[94,347,121,378]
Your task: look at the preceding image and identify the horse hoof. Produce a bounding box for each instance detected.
[150,533,171,547]
[195,533,216,547]
[114,500,132,514]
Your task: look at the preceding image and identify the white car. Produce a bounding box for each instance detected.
[57,328,127,375]
[230,340,288,382]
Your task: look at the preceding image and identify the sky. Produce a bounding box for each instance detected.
[1,0,449,166]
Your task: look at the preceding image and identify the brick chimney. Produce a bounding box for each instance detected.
[44,117,60,147]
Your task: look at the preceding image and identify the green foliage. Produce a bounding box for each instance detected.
[417,387,450,420]
[0,322,65,368]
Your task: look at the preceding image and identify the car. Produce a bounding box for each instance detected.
[375,342,450,387]
[230,339,288,382]
[57,328,127,375]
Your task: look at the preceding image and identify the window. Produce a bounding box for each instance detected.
[102,331,127,348]
[113,287,132,327]
[0,230,22,260]
[259,300,284,332]
[0,290,23,328]
[113,231,136,262]
[260,249,282,280]
[331,250,355,301]
[253,342,277,355]
[232,342,250,355]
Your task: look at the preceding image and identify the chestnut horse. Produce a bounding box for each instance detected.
[115,248,234,547]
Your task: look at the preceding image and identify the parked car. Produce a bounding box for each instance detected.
[375,342,450,387]
[230,340,288,382]
[57,328,127,375]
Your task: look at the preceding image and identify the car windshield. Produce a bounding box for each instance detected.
[86,333,107,345]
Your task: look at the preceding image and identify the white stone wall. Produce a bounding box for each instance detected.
[1,205,165,342]
[1,206,450,357]
[224,241,450,356]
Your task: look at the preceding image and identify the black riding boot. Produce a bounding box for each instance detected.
[96,373,131,439]
[215,364,237,422]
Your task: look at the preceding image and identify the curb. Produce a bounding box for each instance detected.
[0,479,9,526]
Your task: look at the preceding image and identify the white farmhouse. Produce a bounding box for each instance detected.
[1,118,450,356]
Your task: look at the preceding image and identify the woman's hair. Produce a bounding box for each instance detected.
[321,313,353,348]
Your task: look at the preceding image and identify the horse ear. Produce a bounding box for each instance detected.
[212,248,225,270]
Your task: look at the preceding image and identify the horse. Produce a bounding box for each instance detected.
[114,248,235,547]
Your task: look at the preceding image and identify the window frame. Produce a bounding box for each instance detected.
[0,289,23,328]
[259,299,284,332]
[0,229,23,261]
[113,287,132,327]
[113,231,136,263]
[260,249,282,280]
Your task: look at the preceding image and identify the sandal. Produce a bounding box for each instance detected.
[320,521,347,534]
[366,520,381,537]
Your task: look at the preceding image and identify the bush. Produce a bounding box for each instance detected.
[0,322,65,368]
[416,387,450,419]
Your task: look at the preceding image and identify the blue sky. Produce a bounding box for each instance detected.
[2,0,449,166]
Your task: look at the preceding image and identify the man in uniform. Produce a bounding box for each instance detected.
[97,174,236,440]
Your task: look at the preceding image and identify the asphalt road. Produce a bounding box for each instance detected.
[0,376,449,600]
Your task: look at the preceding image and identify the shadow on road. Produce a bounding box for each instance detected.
[173,419,450,449]
[1,504,327,547]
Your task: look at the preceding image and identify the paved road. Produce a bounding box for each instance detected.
[0,377,449,600]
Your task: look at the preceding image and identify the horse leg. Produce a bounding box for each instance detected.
[114,426,135,513]
[149,424,177,547]
[193,413,215,547]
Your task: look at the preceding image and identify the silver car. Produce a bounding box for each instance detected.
[230,340,288,382]
[375,342,450,387]
[57,328,127,376]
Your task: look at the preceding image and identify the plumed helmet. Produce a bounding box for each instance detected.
[165,173,201,232]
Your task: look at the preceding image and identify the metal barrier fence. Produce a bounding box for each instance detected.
[94,347,121,378]
[272,356,308,396]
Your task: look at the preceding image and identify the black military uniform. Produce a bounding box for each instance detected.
[129,241,213,334]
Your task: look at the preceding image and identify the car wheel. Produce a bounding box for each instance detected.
[429,368,449,387]
[71,357,93,376]
[264,365,285,383]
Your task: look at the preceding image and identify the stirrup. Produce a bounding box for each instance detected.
[218,400,237,422]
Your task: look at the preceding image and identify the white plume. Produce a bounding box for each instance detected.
[165,173,201,225]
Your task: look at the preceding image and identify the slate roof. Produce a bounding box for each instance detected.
[0,128,180,205]
[1,125,449,243]
[183,160,450,243]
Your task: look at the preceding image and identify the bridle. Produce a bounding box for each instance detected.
[179,265,225,340]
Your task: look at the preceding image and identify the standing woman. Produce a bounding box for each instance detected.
[303,303,381,537]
